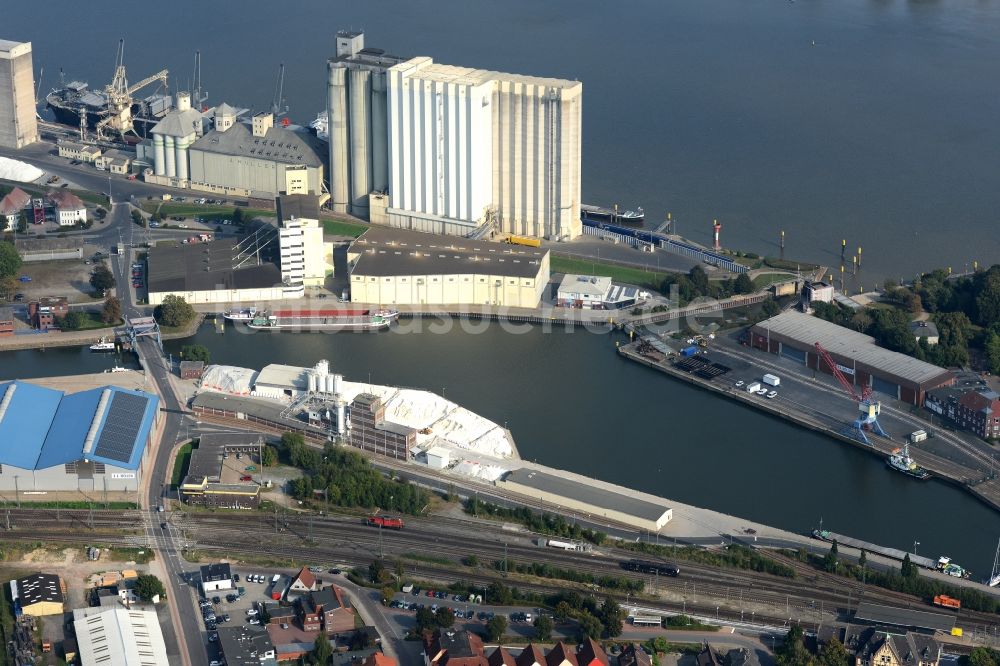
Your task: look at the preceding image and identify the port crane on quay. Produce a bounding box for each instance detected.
[814,341,888,445]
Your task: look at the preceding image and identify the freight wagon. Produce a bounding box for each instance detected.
[621,559,680,576]
[366,515,404,529]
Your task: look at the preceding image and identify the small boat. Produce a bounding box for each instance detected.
[90,337,116,352]
[104,366,128,373]
[245,308,398,332]
[988,537,1000,588]
[937,556,970,579]
[223,307,258,322]
[886,444,930,480]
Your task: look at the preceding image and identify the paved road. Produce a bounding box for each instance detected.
[103,200,207,666]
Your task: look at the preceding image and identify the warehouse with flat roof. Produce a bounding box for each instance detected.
[73,606,169,666]
[147,238,301,305]
[750,310,954,405]
[347,227,550,307]
[0,381,159,493]
[498,468,672,532]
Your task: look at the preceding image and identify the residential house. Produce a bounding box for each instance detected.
[488,647,516,666]
[618,645,651,666]
[424,630,489,666]
[288,567,317,596]
[199,563,233,594]
[910,321,939,346]
[301,585,354,634]
[516,645,545,666]
[57,141,102,163]
[827,625,941,666]
[696,645,722,666]
[0,186,29,227]
[545,642,578,666]
[360,654,398,666]
[48,190,87,226]
[576,638,608,666]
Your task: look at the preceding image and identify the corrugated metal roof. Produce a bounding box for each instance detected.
[853,601,955,632]
[0,382,63,469]
[0,382,158,471]
[753,310,952,386]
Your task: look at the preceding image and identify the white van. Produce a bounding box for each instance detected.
[746,382,762,393]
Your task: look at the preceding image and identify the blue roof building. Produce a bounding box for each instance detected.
[0,381,159,493]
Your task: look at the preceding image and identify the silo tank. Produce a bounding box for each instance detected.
[308,373,318,393]
[333,374,343,396]
[348,68,372,218]
[336,401,347,435]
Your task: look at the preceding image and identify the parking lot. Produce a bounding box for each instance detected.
[7,252,107,305]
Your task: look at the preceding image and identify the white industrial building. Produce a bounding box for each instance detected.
[556,273,642,310]
[276,194,334,287]
[385,58,495,235]
[326,31,582,240]
[347,227,550,307]
[149,92,205,181]
[0,39,38,149]
[143,104,325,199]
[74,606,169,666]
[199,563,233,595]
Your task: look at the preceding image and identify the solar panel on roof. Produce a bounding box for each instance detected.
[92,392,149,464]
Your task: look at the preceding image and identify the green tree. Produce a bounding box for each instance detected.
[986,332,1000,375]
[261,445,278,467]
[349,629,375,651]
[0,275,16,301]
[462,555,479,567]
[599,596,624,638]
[554,601,572,621]
[0,240,22,279]
[901,553,917,579]
[155,294,196,327]
[89,264,116,293]
[534,615,554,641]
[688,266,709,294]
[775,626,814,666]
[858,549,866,569]
[368,560,386,584]
[486,614,508,641]
[180,344,211,363]
[734,273,754,295]
[818,638,850,666]
[130,209,144,226]
[380,586,395,605]
[435,606,455,629]
[134,574,166,602]
[59,310,84,331]
[233,207,245,225]
[965,647,999,666]
[823,540,839,573]
[310,632,332,665]
[101,296,122,324]
[415,607,438,634]
[761,299,781,318]
[576,611,603,640]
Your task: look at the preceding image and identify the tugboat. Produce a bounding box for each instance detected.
[886,443,930,480]
[89,337,116,352]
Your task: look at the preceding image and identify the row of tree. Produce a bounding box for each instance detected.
[659,266,757,305]
[465,498,607,545]
[284,434,429,514]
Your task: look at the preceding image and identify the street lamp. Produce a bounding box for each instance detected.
[913,541,920,558]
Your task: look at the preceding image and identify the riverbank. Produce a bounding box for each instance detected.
[617,340,1000,516]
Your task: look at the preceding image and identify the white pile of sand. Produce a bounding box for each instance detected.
[0,156,43,183]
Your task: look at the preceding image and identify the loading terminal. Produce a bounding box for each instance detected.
[750,311,954,406]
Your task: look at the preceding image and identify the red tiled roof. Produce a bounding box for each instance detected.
[292,567,316,589]
[576,638,608,666]
[0,187,30,215]
[545,642,578,666]
[48,189,85,211]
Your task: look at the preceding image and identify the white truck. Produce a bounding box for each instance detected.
[763,374,781,387]
[746,382,762,393]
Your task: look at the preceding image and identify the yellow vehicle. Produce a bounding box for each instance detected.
[506,235,541,248]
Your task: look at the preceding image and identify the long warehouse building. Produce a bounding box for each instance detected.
[0,381,159,492]
[347,227,550,307]
[750,310,955,405]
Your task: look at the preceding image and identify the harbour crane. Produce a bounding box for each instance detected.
[271,63,287,119]
[95,39,169,140]
[814,341,887,445]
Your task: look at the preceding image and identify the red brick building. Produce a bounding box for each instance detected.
[0,307,14,336]
[424,630,488,666]
[957,390,1000,440]
[28,297,68,330]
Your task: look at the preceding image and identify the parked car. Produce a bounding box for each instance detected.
[735,380,744,388]
[212,596,221,604]
[240,475,252,482]
[233,574,240,583]
[13,294,23,301]
[766,390,778,399]
[17,275,31,282]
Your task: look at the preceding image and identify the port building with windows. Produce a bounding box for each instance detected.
[276,194,334,287]
[0,381,159,493]
[327,31,582,240]
[347,227,550,307]
[749,310,954,406]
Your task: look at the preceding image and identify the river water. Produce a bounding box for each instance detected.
[6,0,1000,280]
[6,323,998,576]
[3,1,1000,573]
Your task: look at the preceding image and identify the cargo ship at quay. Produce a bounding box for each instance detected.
[226,308,399,332]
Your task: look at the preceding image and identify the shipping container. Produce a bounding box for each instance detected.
[763,374,780,387]
[910,430,928,444]
[680,345,699,357]
[507,235,542,248]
